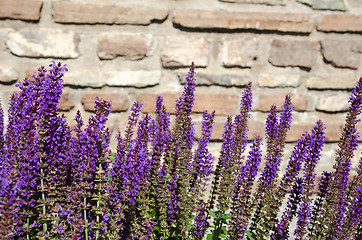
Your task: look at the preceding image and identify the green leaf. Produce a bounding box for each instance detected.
[221,213,231,220]
[207,233,213,240]
[207,209,217,218]
[246,230,256,240]
[149,210,156,218]
[220,226,227,238]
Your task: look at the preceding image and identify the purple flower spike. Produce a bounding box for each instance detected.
[228,137,263,239]
[190,110,215,193]
[320,77,362,238]
[294,120,325,240]
[272,177,304,240]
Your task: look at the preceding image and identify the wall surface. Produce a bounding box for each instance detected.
[1,0,362,177]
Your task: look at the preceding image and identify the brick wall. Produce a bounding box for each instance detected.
[1,0,362,176]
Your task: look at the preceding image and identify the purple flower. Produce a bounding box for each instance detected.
[191,202,207,239]
[320,77,362,238]
[294,120,325,239]
[272,177,304,240]
[228,137,262,239]
[190,110,215,193]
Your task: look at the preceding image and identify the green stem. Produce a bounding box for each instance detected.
[84,197,88,240]
[40,168,47,234]
[27,217,30,240]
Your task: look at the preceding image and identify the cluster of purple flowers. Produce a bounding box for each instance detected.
[0,62,362,239]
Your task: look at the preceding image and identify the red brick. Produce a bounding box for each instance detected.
[81,93,129,112]
[173,9,313,33]
[249,121,265,140]
[97,32,152,60]
[268,39,319,69]
[52,2,168,25]
[195,121,225,140]
[137,93,180,113]
[0,0,42,21]
[318,14,362,32]
[194,94,238,115]
[255,93,309,112]
[58,93,74,111]
[137,93,238,115]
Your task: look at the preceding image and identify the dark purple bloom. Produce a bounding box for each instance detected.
[228,137,262,239]
[294,120,325,239]
[191,202,207,239]
[272,177,304,240]
[190,110,215,193]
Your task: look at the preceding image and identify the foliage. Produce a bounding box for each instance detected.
[0,62,361,239]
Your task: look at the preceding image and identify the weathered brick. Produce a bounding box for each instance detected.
[195,121,225,140]
[258,73,301,88]
[286,122,343,142]
[321,39,362,69]
[58,93,74,111]
[255,93,308,112]
[82,93,129,112]
[6,29,79,59]
[221,37,259,67]
[193,94,239,115]
[137,93,180,113]
[219,0,285,5]
[97,32,152,60]
[268,39,319,69]
[316,93,350,113]
[248,121,265,140]
[161,36,209,68]
[306,75,358,90]
[0,68,18,84]
[138,93,238,115]
[173,9,313,33]
[0,0,43,21]
[52,2,168,25]
[324,122,344,142]
[63,71,160,88]
[318,14,362,32]
[178,73,249,87]
[297,0,346,11]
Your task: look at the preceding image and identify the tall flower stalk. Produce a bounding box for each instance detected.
[1,62,362,239]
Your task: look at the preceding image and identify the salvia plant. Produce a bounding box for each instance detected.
[0,61,361,240]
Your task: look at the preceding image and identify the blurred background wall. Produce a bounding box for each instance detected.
[1,0,362,177]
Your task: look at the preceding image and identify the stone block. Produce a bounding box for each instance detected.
[297,0,346,11]
[0,68,18,84]
[258,73,301,88]
[221,37,259,67]
[178,73,250,87]
[268,39,319,69]
[321,39,362,69]
[306,75,358,90]
[316,93,350,112]
[63,71,160,88]
[161,36,209,68]
[52,2,168,25]
[6,29,79,59]
[173,9,313,33]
